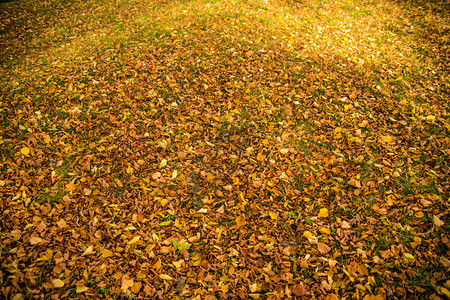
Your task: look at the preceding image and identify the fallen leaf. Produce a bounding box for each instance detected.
[66,183,77,191]
[82,245,94,256]
[121,274,134,290]
[20,147,30,155]
[131,282,142,293]
[102,249,114,258]
[434,215,444,227]
[317,242,331,254]
[236,215,247,227]
[160,159,167,168]
[29,236,42,245]
[256,152,265,161]
[52,279,65,288]
[280,148,289,154]
[127,235,141,245]
[76,286,89,293]
[291,283,308,296]
[318,208,329,218]
[159,274,173,281]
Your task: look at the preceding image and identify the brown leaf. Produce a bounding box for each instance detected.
[318,242,331,254]
[174,276,187,294]
[291,283,308,296]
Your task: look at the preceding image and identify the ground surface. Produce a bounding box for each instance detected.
[0,0,449,299]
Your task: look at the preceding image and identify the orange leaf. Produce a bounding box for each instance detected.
[102,249,114,258]
[256,152,265,161]
[318,208,329,218]
[236,215,247,227]
[66,183,77,191]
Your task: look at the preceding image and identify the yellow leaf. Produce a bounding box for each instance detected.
[334,127,342,133]
[20,147,30,155]
[29,236,42,245]
[236,215,247,227]
[44,136,51,144]
[384,135,394,143]
[160,220,172,226]
[403,253,415,262]
[159,274,173,281]
[303,231,313,238]
[256,152,265,161]
[97,145,105,152]
[52,279,65,288]
[250,283,258,292]
[160,159,167,168]
[269,212,279,220]
[82,245,94,256]
[129,130,136,137]
[221,284,229,293]
[102,249,114,258]
[160,198,169,206]
[343,269,354,282]
[280,148,289,154]
[414,211,424,218]
[172,170,178,179]
[318,208,329,218]
[127,235,141,245]
[66,183,77,191]
[319,227,331,235]
[76,286,89,293]
[114,178,123,187]
[426,115,435,121]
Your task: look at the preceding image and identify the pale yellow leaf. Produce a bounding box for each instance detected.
[127,235,141,245]
[29,236,42,245]
[76,286,89,293]
[433,215,444,227]
[52,279,65,288]
[82,245,94,256]
[403,253,415,262]
[160,159,167,168]
[280,148,289,154]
